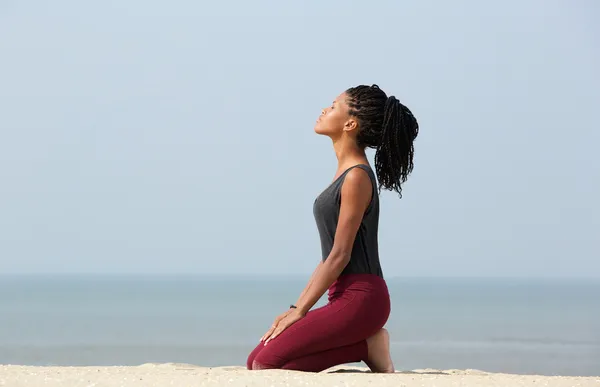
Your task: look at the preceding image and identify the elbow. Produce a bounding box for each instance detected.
[326,250,351,271]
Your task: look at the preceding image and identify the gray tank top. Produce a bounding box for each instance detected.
[313,164,383,278]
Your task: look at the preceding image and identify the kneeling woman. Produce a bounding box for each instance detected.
[247,84,419,373]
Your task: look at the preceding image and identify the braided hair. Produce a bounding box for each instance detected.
[346,84,419,197]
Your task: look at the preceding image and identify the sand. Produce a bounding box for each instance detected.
[0,363,598,387]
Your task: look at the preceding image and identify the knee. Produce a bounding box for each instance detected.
[246,349,260,370]
[251,360,268,370]
[251,359,278,370]
[251,351,285,370]
[246,343,266,370]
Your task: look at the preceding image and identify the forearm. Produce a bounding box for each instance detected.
[295,254,348,315]
[295,261,323,306]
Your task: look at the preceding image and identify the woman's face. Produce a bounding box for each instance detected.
[314,92,356,138]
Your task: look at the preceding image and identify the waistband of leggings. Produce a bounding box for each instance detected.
[328,273,388,294]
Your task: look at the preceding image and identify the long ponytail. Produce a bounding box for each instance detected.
[346,84,419,197]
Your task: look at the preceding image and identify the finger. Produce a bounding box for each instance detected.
[261,324,277,342]
[264,329,275,345]
[265,322,288,345]
[260,329,272,342]
[264,330,280,345]
[264,328,276,345]
[260,327,271,342]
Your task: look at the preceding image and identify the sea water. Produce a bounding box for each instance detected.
[1,275,599,376]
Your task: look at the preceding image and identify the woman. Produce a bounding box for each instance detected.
[246,84,419,373]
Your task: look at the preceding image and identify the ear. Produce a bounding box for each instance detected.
[343,118,358,132]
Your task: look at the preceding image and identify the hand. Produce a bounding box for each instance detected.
[263,309,305,345]
[260,309,293,342]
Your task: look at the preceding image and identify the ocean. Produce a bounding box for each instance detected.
[0,275,598,376]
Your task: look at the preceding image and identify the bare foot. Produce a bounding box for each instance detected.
[365,328,395,373]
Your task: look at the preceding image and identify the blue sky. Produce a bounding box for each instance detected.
[0,1,598,277]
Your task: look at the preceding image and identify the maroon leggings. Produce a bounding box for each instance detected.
[246,273,391,372]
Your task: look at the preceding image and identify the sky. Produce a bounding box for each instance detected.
[0,1,598,277]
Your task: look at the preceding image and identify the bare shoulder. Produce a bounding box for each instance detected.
[343,166,372,188]
[340,166,373,208]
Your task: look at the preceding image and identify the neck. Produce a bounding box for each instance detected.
[332,135,366,169]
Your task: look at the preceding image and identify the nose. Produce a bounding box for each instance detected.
[321,108,326,115]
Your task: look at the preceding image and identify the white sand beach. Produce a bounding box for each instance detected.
[1,363,598,387]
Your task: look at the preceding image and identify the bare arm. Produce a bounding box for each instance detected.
[295,168,373,315]
[295,260,323,306]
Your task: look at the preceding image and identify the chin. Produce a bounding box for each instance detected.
[313,124,330,136]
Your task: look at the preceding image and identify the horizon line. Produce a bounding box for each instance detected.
[1,273,599,280]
